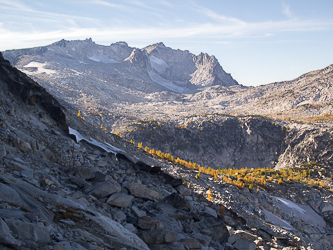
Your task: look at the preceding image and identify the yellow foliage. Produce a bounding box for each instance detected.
[149,148,156,154]
[207,189,213,201]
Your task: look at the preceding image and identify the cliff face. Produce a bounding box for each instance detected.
[121,115,286,169]
[0,52,66,128]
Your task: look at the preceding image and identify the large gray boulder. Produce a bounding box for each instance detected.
[137,216,164,230]
[126,182,163,201]
[140,230,178,245]
[0,218,21,248]
[85,212,150,250]
[0,182,54,223]
[106,193,134,208]
[201,215,229,243]
[5,219,50,243]
[233,239,257,250]
[90,178,121,198]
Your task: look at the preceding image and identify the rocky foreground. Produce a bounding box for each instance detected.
[1,52,333,250]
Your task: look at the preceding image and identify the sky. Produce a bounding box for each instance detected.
[0,0,333,86]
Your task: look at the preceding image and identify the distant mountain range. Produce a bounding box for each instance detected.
[3,38,237,95]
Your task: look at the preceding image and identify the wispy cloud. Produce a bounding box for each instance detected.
[90,0,124,9]
[282,0,293,18]
[0,0,34,12]
[1,16,332,50]
[1,0,333,51]
[192,4,246,25]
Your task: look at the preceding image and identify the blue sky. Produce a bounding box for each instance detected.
[1,0,333,86]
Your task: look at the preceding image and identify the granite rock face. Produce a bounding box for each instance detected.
[0,51,332,250]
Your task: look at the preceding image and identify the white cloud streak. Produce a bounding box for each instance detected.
[90,0,125,9]
[282,0,293,18]
[1,0,333,51]
[1,16,332,50]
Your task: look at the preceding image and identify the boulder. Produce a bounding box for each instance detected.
[69,176,89,188]
[85,212,150,250]
[14,130,38,151]
[113,211,127,222]
[54,241,87,250]
[90,178,121,198]
[149,242,185,250]
[176,185,192,196]
[0,182,54,223]
[140,230,178,245]
[0,218,21,248]
[160,193,188,209]
[137,216,164,230]
[4,157,33,172]
[126,182,163,201]
[178,238,202,249]
[156,214,182,232]
[90,171,106,182]
[76,166,95,180]
[192,232,211,246]
[107,193,134,208]
[124,223,137,233]
[132,205,147,218]
[204,206,217,218]
[202,215,229,243]
[322,201,333,213]
[233,239,256,250]
[5,219,51,243]
[160,173,182,187]
[228,230,258,245]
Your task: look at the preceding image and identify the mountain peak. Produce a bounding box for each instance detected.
[52,38,94,47]
[143,42,167,54]
[111,41,129,47]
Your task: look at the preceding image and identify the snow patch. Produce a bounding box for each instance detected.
[272,196,326,228]
[87,50,118,63]
[23,62,56,75]
[150,55,169,74]
[273,197,306,214]
[263,209,296,231]
[148,70,186,93]
[71,69,82,75]
[68,127,125,155]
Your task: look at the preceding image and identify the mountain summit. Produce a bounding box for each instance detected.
[3,38,238,95]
